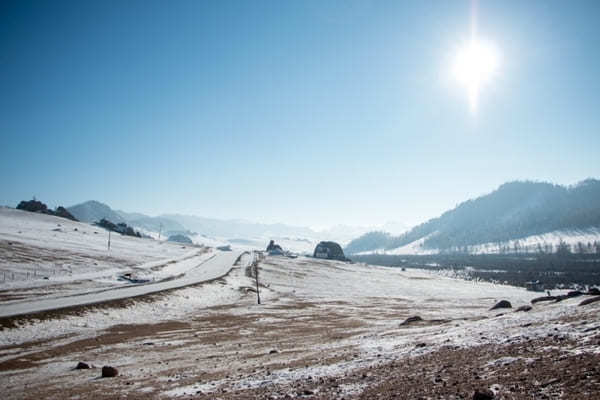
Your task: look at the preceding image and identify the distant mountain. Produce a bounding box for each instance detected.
[115,210,148,221]
[316,224,373,243]
[68,200,126,224]
[124,215,188,235]
[161,214,317,239]
[314,222,409,244]
[67,201,399,246]
[346,179,600,254]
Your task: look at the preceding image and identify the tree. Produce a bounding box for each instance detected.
[536,243,544,254]
[556,240,571,257]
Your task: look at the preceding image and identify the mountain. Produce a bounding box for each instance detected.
[68,201,189,236]
[345,179,600,254]
[161,214,317,239]
[68,200,126,224]
[67,201,403,248]
[116,209,187,234]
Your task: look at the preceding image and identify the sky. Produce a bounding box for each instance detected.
[1,0,599,229]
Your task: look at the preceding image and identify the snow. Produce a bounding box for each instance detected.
[0,207,195,290]
[0,252,259,346]
[2,208,600,398]
[0,207,245,318]
[0,251,240,318]
[357,228,600,255]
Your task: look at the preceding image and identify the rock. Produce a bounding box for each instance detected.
[16,199,79,221]
[567,290,583,298]
[490,300,512,310]
[75,362,90,369]
[415,342,427,348]
[101,366,118,378]
[515,305,532,312]
[266,240,282,252]
[400,316,423,326]
[531,296,556,304]
[313,241,348,261]
[266,240,284,255]
[17,199,49,213]
[54,206,78,221]
[579,296,600,306]
[587,287,600,296]
[473,389,495,400]
[269,349,279,354]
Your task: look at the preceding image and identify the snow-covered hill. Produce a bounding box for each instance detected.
[347,179,600,255]
[0,207,241,313]
[357,228,600,255]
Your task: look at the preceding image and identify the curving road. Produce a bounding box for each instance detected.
[0,250,244,318]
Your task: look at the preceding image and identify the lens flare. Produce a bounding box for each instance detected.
[452,38,499,112]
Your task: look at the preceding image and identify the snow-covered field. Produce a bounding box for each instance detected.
[0,207,196,289]
[0,208,244,318]
[1,209,599,399]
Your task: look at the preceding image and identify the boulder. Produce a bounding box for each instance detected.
[75,362,90,369]
[473,389,495,400]
[400,316,423,326]
[490,300,512,310]
[101,366,118,378]
[266,240,282,252]
[313,241,347,261]
[515,305,532,312]
[266,240,284,255]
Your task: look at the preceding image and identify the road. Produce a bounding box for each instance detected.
[0,250,244,318]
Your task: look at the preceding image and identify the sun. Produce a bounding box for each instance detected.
[452,38,499,112]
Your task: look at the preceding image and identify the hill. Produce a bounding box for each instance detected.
[67,200,126,224]
[346,179,600,254]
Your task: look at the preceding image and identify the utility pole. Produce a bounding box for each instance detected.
[108,230,111,250]
[158,222,163,240]
[253,252,261,305]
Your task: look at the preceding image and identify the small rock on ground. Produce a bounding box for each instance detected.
[101,366,118,378]
[490,300,512,310]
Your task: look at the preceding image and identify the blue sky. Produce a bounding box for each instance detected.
[1,0,599,228]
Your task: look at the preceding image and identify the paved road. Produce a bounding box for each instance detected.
[0,250,243,318]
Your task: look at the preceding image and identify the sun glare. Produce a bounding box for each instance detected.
[452,38,499,112]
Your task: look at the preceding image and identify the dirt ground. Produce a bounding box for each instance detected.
[1,256,599,399]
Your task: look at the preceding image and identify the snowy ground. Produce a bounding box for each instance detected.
[0,207,197,291]
[1,209,599,399]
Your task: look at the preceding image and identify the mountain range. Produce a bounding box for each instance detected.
[345,179,600,255]
[66,200,389,245]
